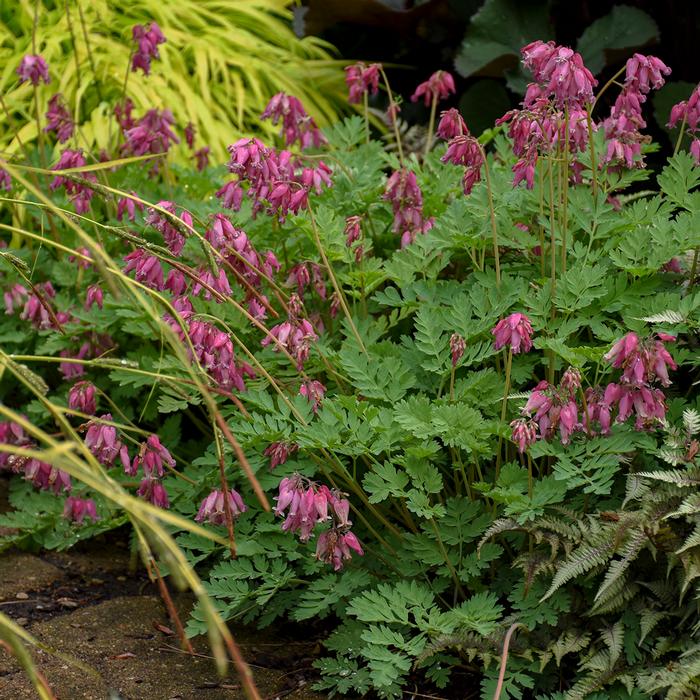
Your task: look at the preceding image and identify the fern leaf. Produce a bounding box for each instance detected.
[594,527,647,604]
[683,408,700,435]
[636,310,685,324]
[542,541,613,600]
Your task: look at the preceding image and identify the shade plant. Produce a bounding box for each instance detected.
[1,21,700,700]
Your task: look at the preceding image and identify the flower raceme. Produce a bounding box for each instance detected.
[17,54,50,85]
[83,414,131,471]
[261,92,326,150]
[492,313,534,354]
[50,149,96,214]
[68,381,97,415]
[669,83,700,164]
[604,332,677,387]
[264,441,299,470]
[383,169,434,248]
[63,496,98,524]
[195,489,247,526]
[300,379,326,413]
[411,70,456,107]
[131,22,166,76]
[345,62,381,104]
[129,434,176,478]
[45,94,74,143]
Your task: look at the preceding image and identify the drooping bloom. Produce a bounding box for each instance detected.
[383,169,434,248]
[603,332,676,387]
[131,22,166,76]
[450,333,465,367]
[123,109,179,158]
[299,380,326,413]
[130,434,175,478]
[117,193,144,222]
[4,284,28,315]
[145,201,192,256]
[315,528,364,571]
[83,414,130,470]
[436,108,467,140]
[184,122,196,149]
[137,477,169,508]
[510,418,538,453]
[344,62,381,104]
[668,83,700,164]
[123,249,164,290]
[50,149,96,214]
[492,313,534,354]
[344,216,362,247]
[195,489,246,525]
[63,496,99,524]
[25,460,71,493]
[261,92,326,149]
[411,70,456,106]
[0,168,10,191]
[262,316,318,371]
[194,146,210,171]
[68,381,97,415]
[17,55,50,85]
[263,441,298,470]
[85,284,103,311]
[20,282,59,330]
[45,94,74,143]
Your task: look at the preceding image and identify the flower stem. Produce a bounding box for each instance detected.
[586,107,598,198]
[496,349,512,478]
[673,113,688,156]
[214,430,238,559]
[363,91,370,145]
[424,93,437,160]
[477,143,501,287]
[561,107,570,273]
[379,67,404,166]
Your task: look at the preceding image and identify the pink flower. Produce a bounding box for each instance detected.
[137,477,169,508]
[411,70,456,107]
[436,108,468,140]
[4,284,28,315]
[492,313,534,354]
[130,434,175,478]
[261,92,326,149]
[195,489,246,525]
[146,201,191,256]
[344,216,362,247]
[299,380,326,413]
[164,269,188,296]
[70,247,93,269]
[344,63,381,104]
[84,414,130,471]
[191,267,232,301]
[184,122,196,149]
[316,529,363,571]
[117,193,144,222]
[123,249,164,290]
[194,147,210,171]
[625,54,671,94]
[450,333,465,367]
[85,284,103,310]
[510,418,538,452]
[124,109,179,158]
[20,282,58,330]
[68,381,97,415]
[383,169,433,247]
[50,149,95,214]
[0,168,10,191]
[114,98,135,131]
[263,441,298,470]
[17,55,50,85]
[216,181,243,211]
[131,22,166,76]
[25,460,71,494]
[63,496,99,524]
[45,94,74,143]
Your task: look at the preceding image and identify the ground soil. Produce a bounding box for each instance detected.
[0,480,325,700]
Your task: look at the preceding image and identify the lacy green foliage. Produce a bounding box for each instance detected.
[0,0,345,161]
[1,85,700,700]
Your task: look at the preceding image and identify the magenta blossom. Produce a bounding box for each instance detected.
[0,168,10,191]
[436,108,468,140]
[137,477,169,508]
[184,122,196,149]
[316,529,364,571]
[264,441,299,470]
[194,146,210,171]
[68,381,97,415]
[17,55,50,85]
[195,489,246,525]
[84,414,130,471]
[123,249,164,290]
[344,62,381,104]
[492,313,534,354]
[411,70,456,106]
[344,216,362,247]
[45,94,74,143]
[383,169,434,248]
[123,108,179,158]
[510,418,538,453]
[261,92,326,149]
[299,380,326,413]
[131,22,166,76]
[604,332,676,387]
[117,193,144,222]
[130,434,175,478]
[262,316,318,371]
[50,149,96,214]
[63,496,99,524]
[25,460,71,494]
[4,284,28,315]
[85,284,103,311]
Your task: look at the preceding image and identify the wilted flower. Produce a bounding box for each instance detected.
[25,460,71,493]
[195,488,246,525]
[492,313,534,354]
[510,418,538,453]
[184,122,196,149]
[450,333,465,367]
[130,434,175,478]
[17,54,50,85]
[63,496,99,524]
[436,108,467,140]
[316,528,363,571]
[262,316,318,371]
[344,216,362,247]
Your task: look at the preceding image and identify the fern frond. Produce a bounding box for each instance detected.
[676,522,700,554]
[637,310,685,324]
[639,609,667,644]
[594,527,647,605]
[683,408,700,436]
[542,539,614,600]
[636,468,700,486]
[477,518,521,554]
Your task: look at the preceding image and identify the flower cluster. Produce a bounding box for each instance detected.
[0,420,72,494]
[63,496,99,524]
[299,379,326,413]
[383,169,434,248]
[345,62,381,104]
[220,137,332,222]
[68,381,97,415]
[275,475,362,570]
[131,22,166,76]
[411,70,455,106]
[264,441,299,470]
[262,296,318,371]
[45,94,74,143]
[261,92,325,149]
[17,54,50,85]
[195,488,247,525]
[83,414,131,470]
[129,434,174,508]
[50,149,96,214]
[145,201,193,256]
[668,83,700,164]
[123,108,180,160]
[492,313,534,354]
[440,128,484,195]
[602,54,670,169]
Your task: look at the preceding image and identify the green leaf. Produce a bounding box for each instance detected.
[454,0,553,93]
[446,591,504,636]
[576,6,659,75]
